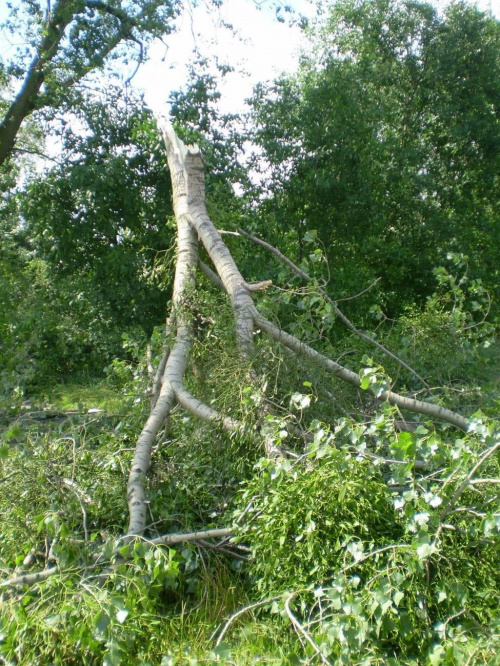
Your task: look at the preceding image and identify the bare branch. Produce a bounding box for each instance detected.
[335,277,382,302]
[284,594,331,665]
[126,211,198,537]
[1,566,60,588]
[245,279,273,292]
[238,228,429,388]
[214,597,281,646]
[149,527,233,547]
[199,260,227,293]
[174,384,243,432]
[255,313,469,430]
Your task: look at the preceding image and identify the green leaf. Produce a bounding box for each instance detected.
[428,644,445,666]
[436,590,447,604]
[93,610,110,639]
[393,591,404,607]
[303,230,317,243]
[416,542,437,560]
[360,376,372,391]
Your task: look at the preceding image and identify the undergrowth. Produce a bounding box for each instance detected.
[1,284,499,664]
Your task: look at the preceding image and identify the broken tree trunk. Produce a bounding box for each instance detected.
[124,127,471,539]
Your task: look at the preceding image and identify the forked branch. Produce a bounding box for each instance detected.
[127,126,471,544]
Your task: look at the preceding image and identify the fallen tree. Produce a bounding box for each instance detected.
[1,128,499,664]
[127,126,472,539]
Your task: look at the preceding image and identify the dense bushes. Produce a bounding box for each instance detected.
[235,415,500,663]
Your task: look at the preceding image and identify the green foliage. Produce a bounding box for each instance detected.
[21,87,174,334]
[0,252,124,394]
[1,289,500,664]
[234,414,500,663]
[237,449,399,594]
[0,386,246,664]
[377,253,496,388]
[249,0,500,316]
[0,88,178,394]
[2,2,500,664]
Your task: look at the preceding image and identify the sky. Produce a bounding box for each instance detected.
[133,0,500,118]
[1,0,500,119]
[134,0,312,117]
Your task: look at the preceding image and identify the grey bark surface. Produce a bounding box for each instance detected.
[126,213,198,536]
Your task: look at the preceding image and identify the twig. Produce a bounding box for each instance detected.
[124,37,144,85]
[196,539,248,561]
[335,278,382,302]
[463,291,491,331]
[148,527,233,547]
[235,497,258,525]
[339,543,410,575]
[214,597,281,646]
[440,441,500,521]
[355,450,428,470]
[284,594,330,665]
[447,508,488,519]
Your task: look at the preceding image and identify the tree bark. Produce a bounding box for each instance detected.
[126,211,198,536]
[161,127,256,357]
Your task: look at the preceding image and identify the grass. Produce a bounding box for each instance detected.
[0,374,301,665]
[41,380,137,414]
[1,339,500,665]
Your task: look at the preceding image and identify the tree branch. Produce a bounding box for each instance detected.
[148,527,233,547]
[439,441,500,521]
[284,594,331,665]
[161,123,256,358]
[1,566,60,588]
[126,212,198,537]
[238,228,429,388]
[214,597,281,646]
[254,313,469,430]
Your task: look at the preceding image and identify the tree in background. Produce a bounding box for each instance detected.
[0,86,176,390]
[249,0,500,314]
[0,0,181,166]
